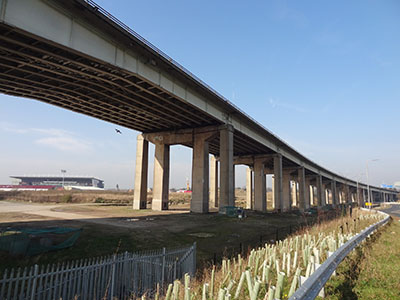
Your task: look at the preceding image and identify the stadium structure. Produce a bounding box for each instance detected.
[0,175,104,191]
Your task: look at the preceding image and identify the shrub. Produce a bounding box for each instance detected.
[60,194,72,203]
[95,197,105,203]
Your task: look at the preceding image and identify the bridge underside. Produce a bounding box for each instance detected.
[0,23,276,158]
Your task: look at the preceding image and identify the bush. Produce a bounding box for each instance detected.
[60,194,72,203]
[95,197,105,203]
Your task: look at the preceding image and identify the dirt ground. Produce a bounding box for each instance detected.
[0,190,313,273]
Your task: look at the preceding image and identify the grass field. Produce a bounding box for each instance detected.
[324,215,400,300]
[0,203,319,274]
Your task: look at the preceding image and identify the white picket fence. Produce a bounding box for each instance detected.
[0,243,196,300]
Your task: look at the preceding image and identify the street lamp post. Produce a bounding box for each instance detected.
[61,169,66,189]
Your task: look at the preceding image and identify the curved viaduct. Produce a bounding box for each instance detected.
[0,0,396,212]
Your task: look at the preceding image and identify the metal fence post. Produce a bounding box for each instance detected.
[192,242,197,275]
[161,247,166,289]
[110,255,116,300]
[30,264,39,300]
[173,258,177,280]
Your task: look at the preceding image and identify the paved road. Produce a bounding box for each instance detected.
[377,203,400,218]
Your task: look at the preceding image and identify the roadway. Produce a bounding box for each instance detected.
[378,203,400,218]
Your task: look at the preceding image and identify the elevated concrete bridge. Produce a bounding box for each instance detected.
[0,0,396,213]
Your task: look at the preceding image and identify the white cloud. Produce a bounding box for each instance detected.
[269,98,308,113]
[35,136,91,152]
[0,122,92,153]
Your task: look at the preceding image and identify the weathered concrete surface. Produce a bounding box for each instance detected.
[273,154,283,211]
[209,155,218,208]
[152,143,170,211]
[133,134,148,210]
[254,159,266,212]
[246,167,253,209]
[219,125,234,208]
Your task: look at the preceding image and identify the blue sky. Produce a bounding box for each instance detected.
[1,0,399,188]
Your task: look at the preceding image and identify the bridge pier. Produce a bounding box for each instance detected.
[282,170,291,211]
[304,177,311,209]
[133,134,149,209]
[316,175,325,207]
[246,166,253,209]
[362,189,367,205]
[291,180,297,208]
[191,132,214,213]
[254,158,266,212]
[210,155,219,208]
[152,143,170,211]
[298,167,307,211]
[344,184,350,204]
[325,188,330,205]
[273,154,283,211]
[219,125,234,208]
[332,180,338,206]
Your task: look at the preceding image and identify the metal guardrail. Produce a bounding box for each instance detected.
[289,210,390,300]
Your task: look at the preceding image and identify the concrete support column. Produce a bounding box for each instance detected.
[133,134,149,210]
[282,170,291,211]
[321,184,327,206]
[210,155,219,208]
[152,143,170,211]
[362,189,367,205]
[344,185,350,203]
[291,181,297,207]
[232,166,236,203]
[316,175,325,207]
[298,167,306,210]
[191,134,210,213]
[305,178,311,209]
[246,167,253,209]
[310,185,315,206]
[254,159,266,212]
[323,189,330,204]
[219,125,234,208]
[332,180,338,206]
[273,154,283,211]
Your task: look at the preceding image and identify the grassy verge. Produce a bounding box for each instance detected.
[154,210,380,300]
[324,216,400,300]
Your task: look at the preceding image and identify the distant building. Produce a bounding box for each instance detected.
[394,182,400,191]
[0,175,104,191]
